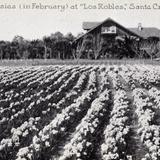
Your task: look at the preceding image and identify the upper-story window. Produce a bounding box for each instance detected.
[101,26,117,34]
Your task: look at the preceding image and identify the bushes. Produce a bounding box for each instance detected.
[0,32,75,60]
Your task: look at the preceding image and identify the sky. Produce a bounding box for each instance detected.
[0,0,160,41]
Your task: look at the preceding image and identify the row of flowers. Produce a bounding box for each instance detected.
[15,70,97,160]
[59,88,111,160]
[0,116,40,159]
[108,68,125,90]
[0,65,66,98]
[26,68,58,88]
[0,67,91,159]
[119,65,137,90]
[120,65,160,90]
[101,89,130,160]
[149,87,160,109]
[57,71,89,109]
[0,67,85,143]
[0,70,63,126]
[99,69,110,93]
[2,69,90,154]
[0,69,35,95]
[0,68,50,104]
[135,65,160,86]
[133,88,160,160]
[0,67,34,85]
[0,66,71,118]
[2,68,43,91]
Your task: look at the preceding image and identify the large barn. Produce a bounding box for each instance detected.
[73,18,160,59]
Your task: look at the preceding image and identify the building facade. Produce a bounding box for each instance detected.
[73,18,160,59]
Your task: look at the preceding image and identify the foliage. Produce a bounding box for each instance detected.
[0,32,160,60]
[0,32,75,60]
[1,65,160,160]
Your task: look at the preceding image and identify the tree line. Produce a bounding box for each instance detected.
[1,31,160,60]
[0,32,82,60]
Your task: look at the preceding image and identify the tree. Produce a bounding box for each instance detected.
[0,31,76,60]
[65,32,75,42]
[51,32,63,41]
[0,41,6,59]
[12,35,24,44]
[28,40,44,59]
[49,32,73,59]
[43,36,52,59]
[3,41,11,59]
[12,35,30,59]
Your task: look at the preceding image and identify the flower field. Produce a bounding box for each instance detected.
[0,64,160,160]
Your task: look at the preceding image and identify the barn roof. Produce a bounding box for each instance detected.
[83,21,160,38]
[83,22,100,30]
[74,18,141,43]
[129,27,160,38]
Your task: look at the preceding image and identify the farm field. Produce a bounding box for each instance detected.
[0,64,160,160]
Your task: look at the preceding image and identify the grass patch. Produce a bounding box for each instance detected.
[0,59,159,66]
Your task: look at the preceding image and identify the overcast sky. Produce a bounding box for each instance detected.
[0,0,160,41]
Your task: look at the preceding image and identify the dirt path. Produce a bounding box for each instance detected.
[119,74,148,160]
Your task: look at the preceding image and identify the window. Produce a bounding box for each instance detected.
[101,26,117,34]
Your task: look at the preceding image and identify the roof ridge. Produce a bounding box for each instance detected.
[83,21,160,30]
[129,27,160,29]
[76,18,141,43]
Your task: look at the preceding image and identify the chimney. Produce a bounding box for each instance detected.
[138,23,143,31]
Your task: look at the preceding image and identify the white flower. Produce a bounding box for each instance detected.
[45,141,50,147]
[17,147,29,157]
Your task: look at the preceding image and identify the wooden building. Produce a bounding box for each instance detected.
[73,18,160,59]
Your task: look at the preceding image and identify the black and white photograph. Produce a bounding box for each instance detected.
[1,0,160,160]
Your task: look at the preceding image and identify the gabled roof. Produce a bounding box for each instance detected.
[83,20,160,39]
[74,18,141,43]
[129,27,160,38]
[83,22,100,30]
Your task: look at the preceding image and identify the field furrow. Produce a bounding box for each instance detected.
[0,68,82,141]
[0,64,160,160]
